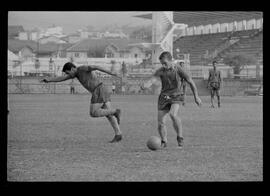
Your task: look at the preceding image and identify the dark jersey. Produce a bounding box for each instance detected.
[154,64,186,95]
[209,69,221,83]
[68,65,102,93]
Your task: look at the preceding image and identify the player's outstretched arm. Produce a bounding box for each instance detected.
[91,65,120,78]
[40,74,72,83]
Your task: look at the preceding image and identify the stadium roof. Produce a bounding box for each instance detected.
[134,12,263,26]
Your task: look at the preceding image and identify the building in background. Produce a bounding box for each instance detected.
[8,25,25,39]
[62,33,82,44]
[18,32,28,40]
[41,26,65,38]
[66,38,148,59]
[39,36,67,44]
[8,39,37,60]
[8,39,74,59]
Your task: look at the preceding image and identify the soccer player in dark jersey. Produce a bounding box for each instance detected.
[41,62,122,143]
[207,61,222,108]
[143,52,202,148]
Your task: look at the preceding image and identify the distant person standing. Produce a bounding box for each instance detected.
[207,61,222,108]
[70,79,75,94]
[112,82,116,94]
[121,85,125,95]
[121,76,127,95]
[121,61,127,77]
[139,81,145,94]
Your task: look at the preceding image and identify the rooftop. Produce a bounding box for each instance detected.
[66,38,146,52]
[8,39,73,53]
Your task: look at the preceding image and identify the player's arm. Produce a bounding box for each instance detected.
[40,74,73,83]
[207,71,211,88]
[178,67,202,106]
[219,71,222,84]
[219,71,223,89]
[179,77,187,95]
[90,65,120,78]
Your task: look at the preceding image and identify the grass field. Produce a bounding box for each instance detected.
[7,94,263,181]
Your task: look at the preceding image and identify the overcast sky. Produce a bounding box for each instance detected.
[8,11,152,33]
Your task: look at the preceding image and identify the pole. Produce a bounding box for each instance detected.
[53,60,56,94]
[20,60,22,90]
[36,39,39,75]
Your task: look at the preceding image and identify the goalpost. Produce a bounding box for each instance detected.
[151,12,188,66]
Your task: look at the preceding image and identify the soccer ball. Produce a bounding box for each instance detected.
[147,136,161,151]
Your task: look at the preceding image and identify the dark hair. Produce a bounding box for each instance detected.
[159,51,172,61]
[62,62,76,72]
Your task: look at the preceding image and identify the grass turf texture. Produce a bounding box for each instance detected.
[7,94,263,181]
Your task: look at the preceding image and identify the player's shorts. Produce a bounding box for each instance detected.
[91,83,111,104]
[210,82,220,90]
[158,93,184,111]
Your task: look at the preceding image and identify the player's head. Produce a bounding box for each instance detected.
[179,61,185,67]
[159,51,173,68]
[62,62,76,75]
[212,60,217,69]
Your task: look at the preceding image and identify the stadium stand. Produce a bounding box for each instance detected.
[218,29,263,64]
[173,29,263,66]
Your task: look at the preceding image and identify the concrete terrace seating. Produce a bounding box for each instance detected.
[173,29,262,66]
[219,31,263,65]
[174,32,231,65]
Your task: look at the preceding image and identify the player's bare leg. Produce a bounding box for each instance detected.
[182,94,186,106]
[182,84,186,106]
[169,103,184,147]
[157,110,169,148]
[216,90,221,108]
[103,102,122,143]
[210,90,215,108]
[90,102,121,124]
[90,102,116,117]
[90,102,122,143]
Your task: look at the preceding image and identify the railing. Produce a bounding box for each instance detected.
[7,74,152,94]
